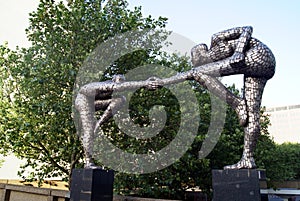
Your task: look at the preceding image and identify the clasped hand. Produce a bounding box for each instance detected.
[146,77,163,90]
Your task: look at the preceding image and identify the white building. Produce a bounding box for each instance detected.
[266,104,300,144]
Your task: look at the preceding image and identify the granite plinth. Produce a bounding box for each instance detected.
[70,168,114,201]
[212,169,265,201]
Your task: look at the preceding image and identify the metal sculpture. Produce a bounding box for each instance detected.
[75,26,275,169]
[75,75,159,168]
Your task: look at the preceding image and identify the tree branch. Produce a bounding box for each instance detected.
[37,141,69,175]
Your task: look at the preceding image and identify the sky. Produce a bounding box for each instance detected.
[127,0,300,108]
[1,0,300,108]
[0,0,299,179]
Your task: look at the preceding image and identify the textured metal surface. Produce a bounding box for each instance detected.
[161,26,276,169]
[208,26,275,169]
[75,75,159,168]
[75,26,276,169]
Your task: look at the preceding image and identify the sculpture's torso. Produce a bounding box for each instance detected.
[208,37,276,79]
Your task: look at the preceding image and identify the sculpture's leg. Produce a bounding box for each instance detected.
[192,72,248,126]
[160,63,248,126]
[192,56,249,126]
[94,96,126,134]
[224,77,267,169]
[192,55,246,77]
[75,93,98,168]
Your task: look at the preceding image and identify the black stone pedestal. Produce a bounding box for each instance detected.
[70,168,114,201]
[212,169,265,201]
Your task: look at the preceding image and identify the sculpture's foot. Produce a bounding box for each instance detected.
[84,162,102,169]
[236,100,248,127]
[223,157,256,170]
[84,158,101,169]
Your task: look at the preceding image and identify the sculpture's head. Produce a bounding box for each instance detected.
[112,74,125,83]
[191,44,211,67]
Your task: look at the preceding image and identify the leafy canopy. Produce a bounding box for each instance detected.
[0,0,297,199]
[0,0,167,183]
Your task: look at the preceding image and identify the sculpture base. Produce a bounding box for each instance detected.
[212,169,265,201]
[70,168,114,201]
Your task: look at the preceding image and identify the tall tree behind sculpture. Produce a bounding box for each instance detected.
[0,0,167,183]
[0,0,279,198]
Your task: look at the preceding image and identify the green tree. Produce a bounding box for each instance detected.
[0,0,167,184]
[251,109,300,186]
[0,0,283,199]
[111,70,276,200]
[111,54,212,199]
[260,142,300,184]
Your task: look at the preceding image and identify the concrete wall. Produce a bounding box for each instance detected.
[0,183,181,201]
[0,183,69,201]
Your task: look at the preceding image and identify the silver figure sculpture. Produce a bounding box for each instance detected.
[194,26,275,169]
[75,26,275,169]
[75,75,159,168]
[154,26,276,169]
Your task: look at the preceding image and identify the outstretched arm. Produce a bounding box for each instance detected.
[113,79,161,92]
[115,71,194,91]
[79,81,114,97]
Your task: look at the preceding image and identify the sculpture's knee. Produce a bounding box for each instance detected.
[191,43,210,66]
[118,96,126,105]
[75,93,86,112]
[110,96,126,111]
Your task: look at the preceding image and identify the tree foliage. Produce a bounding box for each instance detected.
[272,143,300,181]
[0,0,167,183]
[0,0,299,199]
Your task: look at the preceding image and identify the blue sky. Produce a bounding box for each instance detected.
[127,0,300,108]
[1,0,300,107]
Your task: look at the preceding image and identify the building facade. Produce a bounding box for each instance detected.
[266,104,300,144]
